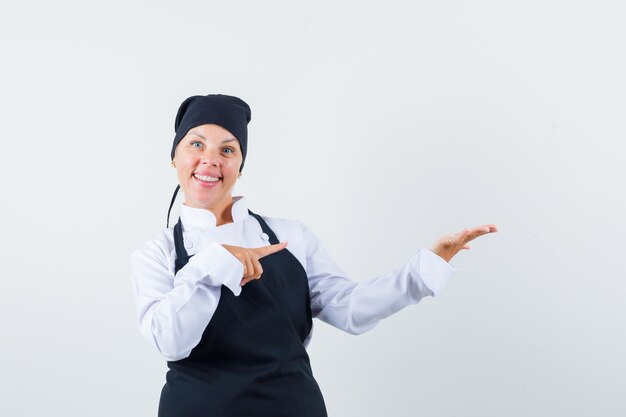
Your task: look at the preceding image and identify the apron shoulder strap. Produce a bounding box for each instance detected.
[247,210,280,245]
[173,217,191,274]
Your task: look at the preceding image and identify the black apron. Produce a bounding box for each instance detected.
[158,210,328,417]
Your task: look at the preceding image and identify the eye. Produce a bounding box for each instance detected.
[223,147,235,154]
[190,140,204,149]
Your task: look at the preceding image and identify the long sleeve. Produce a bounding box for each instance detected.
[131,237,243,361]
[302,224,457,335]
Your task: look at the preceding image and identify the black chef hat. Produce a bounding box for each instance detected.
[167,94,252,228]
[171,94,252,171]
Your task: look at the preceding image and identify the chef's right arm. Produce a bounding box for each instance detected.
[131,240,243,361]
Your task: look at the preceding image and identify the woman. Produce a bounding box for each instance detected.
[131,94,497,417]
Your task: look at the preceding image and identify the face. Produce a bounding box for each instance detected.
[173,124,243,215]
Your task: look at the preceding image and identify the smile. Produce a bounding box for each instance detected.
[193,174,221,183]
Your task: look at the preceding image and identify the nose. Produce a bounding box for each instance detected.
[200,149,219,166]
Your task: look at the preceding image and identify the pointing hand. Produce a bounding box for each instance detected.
[222,241,289,286]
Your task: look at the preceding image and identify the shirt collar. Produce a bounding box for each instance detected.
[179,196,248,228]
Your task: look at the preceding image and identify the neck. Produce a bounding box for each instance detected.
[214,203,234,226]
[211,197,235,226]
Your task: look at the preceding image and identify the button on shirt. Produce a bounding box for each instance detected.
[131,196,457,361]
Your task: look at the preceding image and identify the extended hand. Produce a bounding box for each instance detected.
[430,224,498,263]
[222,241,288,286]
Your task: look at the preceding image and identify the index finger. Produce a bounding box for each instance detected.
[253,241,288,258]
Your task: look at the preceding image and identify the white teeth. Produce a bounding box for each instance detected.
[194,174,220,182]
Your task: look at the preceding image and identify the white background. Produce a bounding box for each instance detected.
[1,1,625,416]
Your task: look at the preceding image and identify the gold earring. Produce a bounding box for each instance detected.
[171,161,176,168]
[238,172,242,179]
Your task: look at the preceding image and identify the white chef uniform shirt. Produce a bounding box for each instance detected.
[131,196,457,362]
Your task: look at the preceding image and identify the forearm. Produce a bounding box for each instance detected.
[132,241,243,361]
[311,249,456,335]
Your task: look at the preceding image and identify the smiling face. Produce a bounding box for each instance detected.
[172,124,243,218]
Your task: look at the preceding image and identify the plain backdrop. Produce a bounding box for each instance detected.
[1,1,625,416]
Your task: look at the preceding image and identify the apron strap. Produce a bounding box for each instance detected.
[173,217,191,274]
[247,210,279,245]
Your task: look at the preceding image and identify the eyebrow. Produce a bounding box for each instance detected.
[189,132,237,144]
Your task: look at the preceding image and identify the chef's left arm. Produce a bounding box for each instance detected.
[302,223,496,334]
